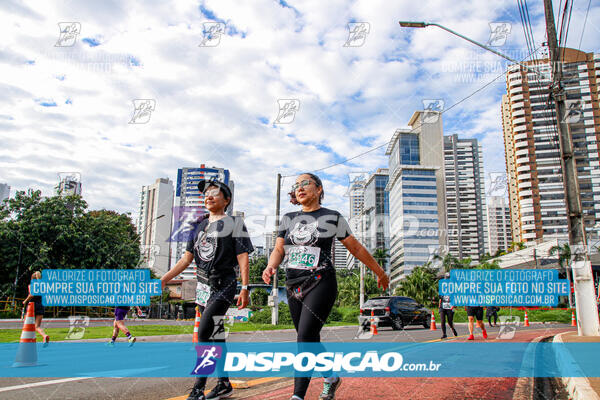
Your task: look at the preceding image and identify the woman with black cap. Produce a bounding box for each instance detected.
[161,178,253,400]
[262,172,389,400]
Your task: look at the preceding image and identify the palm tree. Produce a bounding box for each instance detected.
[434,253,459,273]
[394,265,438,307]
[508,241,526,253]
[549,243,573,308]
[372,248,389,268]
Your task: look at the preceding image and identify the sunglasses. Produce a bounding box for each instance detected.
[291,180,315,192]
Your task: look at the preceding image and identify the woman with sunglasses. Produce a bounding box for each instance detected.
[262,173,389,400]
[161,178,253,400]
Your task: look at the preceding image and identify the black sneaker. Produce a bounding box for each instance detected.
[441,334,447,339]
[452,328,458,336]
[319,377,342,399]
[186,387,206,400]
[206,380,233,400]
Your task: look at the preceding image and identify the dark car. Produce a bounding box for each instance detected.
[359,296,431,330]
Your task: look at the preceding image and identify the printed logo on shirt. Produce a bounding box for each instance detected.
[289,221,319,246]
[196,231,218,262]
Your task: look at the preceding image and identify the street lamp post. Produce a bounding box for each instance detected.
[399,17,600,336]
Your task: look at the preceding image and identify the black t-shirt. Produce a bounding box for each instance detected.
[277,207,352,281]
[440,295,452,310]
[186,216,254,281]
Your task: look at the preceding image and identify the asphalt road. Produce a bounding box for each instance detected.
[0,323,575,400]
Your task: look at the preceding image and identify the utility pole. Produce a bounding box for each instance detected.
[543,0,600,336]
[272,173,281,325]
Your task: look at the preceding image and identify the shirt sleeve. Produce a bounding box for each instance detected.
[335,212,352,241]
[185,222,201,254]
[277,213,291,239]
[233,218,254,256]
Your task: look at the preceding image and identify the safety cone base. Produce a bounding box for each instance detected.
[14,303,38,367]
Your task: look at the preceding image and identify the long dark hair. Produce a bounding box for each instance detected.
[289,173,324,205]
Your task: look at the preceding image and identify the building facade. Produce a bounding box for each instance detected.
[385,110,447,287]
[444,134,488,262]
[137,178,174,277]
[0,183,10,203]
[363,169,390,272]
[502,48,600,243]
[486,196,513,255]
[58,174,82,196]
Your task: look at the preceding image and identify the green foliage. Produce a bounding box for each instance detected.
[248,301,292,325]
[250,288,268,306]
[249,256,284,284]
[336,270,386,307]
[394,266,438,307]
[326,306,343,323]
[0,190,141,299]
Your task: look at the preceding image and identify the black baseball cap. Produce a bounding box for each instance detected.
[197,177,232,199]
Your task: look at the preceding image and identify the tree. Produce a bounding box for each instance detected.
[250,288,268,306]
[393,265,438,307]
[336,270,385,307]
[0,190,141,299]
[248,256,284,284]
[549,243,573,308]
[371,248,389,268]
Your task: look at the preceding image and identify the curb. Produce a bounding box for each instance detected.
[511,334,548,400]
[553,332,600,400]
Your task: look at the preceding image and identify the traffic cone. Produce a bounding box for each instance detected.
[571,310,576,327]
[430,311,436,330]
[13,303,37,367]
[524,310,530,327]
[370,310,379,335]
[193,308,201,343]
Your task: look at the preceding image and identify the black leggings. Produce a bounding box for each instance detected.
[439,308,455,335]
[193,277,236,389]
[288,273,337,399]
[488,313,498,326]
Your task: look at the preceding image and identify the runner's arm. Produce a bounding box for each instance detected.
[160,251,193,287]
[237,252,250,309]
[340,235,389,290]
[262,237,285,284]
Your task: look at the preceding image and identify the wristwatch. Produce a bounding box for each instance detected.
[241,285,249,290]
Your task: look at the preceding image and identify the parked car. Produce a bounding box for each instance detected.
[359,296,431,330]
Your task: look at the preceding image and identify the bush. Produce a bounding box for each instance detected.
[326,306,343,323]
[248,302,292,325]
[250,288,268,306]
[341,307,360,324]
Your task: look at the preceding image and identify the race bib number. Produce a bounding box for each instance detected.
[287,246,320,270]
[196,282,211,306]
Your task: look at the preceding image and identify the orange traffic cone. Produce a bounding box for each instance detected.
[571,310,576,327]
[370,310,379,335]
[193,308,201,343]
[13,303,37,367]
[430,311,436,331]
[524,310,530,327]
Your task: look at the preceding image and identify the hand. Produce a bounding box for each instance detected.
[237,289,249,310]
[377,273,389,290]
[262,266,277,284]
[22,300,27,305]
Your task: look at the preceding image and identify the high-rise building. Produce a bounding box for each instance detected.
[348,173,368,218]
[58,174,81,196]
[174,165,231,280]
[363,169,390,272]
[137,178,174,277]
[486,196,513,255]
[0,183,10,203]
[332,239,349,270]
[502,48,600,243]
[444,134,488,263]
[264,230,277,258]
[386,110,447,287]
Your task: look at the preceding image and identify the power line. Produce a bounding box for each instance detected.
[283,46,544,178]
[578,0,592,50]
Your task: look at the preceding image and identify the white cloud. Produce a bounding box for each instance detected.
[2,0,597,247]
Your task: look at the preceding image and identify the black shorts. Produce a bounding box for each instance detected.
[466,306,483,320]
[33,302,44,316]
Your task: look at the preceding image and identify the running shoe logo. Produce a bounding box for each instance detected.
[191,345,223,375]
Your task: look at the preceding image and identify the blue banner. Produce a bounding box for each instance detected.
[2,342,599,378]
[439,269,569,306]
[29,269,162,306]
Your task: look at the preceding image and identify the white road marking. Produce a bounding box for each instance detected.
[0,377,93,393]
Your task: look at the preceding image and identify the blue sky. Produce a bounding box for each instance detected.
[1,0,598,244]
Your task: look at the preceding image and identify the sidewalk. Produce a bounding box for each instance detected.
[554,331,600,400]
